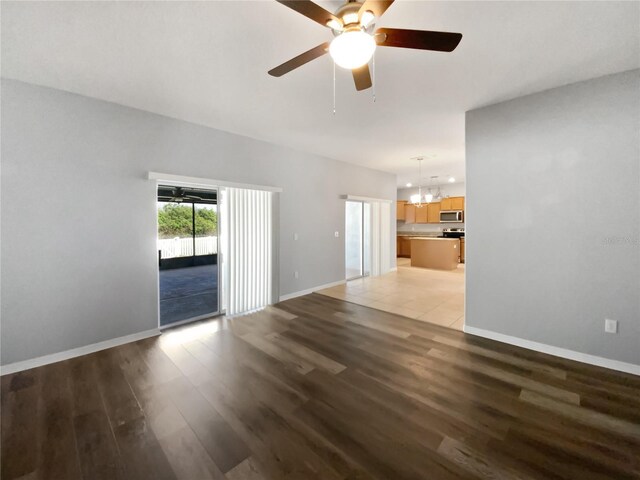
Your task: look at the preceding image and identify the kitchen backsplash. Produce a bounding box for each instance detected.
[397,222,464,234]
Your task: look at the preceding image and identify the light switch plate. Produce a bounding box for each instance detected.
[334,231,340,238]
[604,318,618,334]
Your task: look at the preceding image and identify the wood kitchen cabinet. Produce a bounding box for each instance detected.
[410,238,459,270]
[441,196,465,211]
[397,236,412,257]
[396,201,407,221]
[402,199,460,224]
[460,238,465,263]
[427,202,441,223]
[451,197,465,210]
[415,205,428,223]
[404,204,416,223]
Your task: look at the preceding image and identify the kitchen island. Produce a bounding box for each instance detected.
[396,233,440,257]
[410,237,459,270]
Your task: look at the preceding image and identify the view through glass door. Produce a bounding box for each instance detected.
[157,185,219,327]
[345,200,371,280]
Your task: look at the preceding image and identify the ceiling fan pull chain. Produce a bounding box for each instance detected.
[333,61,336,115]
[372,51,376,103]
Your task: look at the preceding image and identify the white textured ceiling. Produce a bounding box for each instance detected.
[2,1,639,186]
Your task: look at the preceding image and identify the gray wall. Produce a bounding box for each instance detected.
[466,70,640,365]
[1,79,397,365]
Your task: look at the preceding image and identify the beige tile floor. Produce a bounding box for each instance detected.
[318,257,465,331]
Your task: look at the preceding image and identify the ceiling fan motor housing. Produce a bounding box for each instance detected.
[335,2,364,25]
[329,1,376,35]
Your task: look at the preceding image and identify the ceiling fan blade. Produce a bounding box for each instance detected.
[276,1,339,28]
[352,64,373,91]
[375,28,462,52]
[268,42,330,77]
[359,0,395,19]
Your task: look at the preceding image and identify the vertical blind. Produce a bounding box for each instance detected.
[369,201,392,277]
[370,202,381,277]
[379,201,391,274]
[226,188,273,315]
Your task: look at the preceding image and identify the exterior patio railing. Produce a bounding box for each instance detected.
[158,236,217,259]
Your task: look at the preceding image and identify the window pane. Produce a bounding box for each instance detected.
[194,203,218,256]
[157,201,194,259]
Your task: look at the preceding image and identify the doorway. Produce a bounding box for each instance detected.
[345,200,371,280]
[157,185,220,327]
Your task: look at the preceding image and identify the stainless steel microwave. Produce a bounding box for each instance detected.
[440,210,464,223]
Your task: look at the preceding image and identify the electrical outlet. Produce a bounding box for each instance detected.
[604,318,618,334]
[334,231,340,238]
[294,271,299,279]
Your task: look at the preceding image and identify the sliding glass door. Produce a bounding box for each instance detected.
[345,201,371,280]
[157,185,219,327]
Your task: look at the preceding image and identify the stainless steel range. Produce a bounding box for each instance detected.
[441,228,465,239]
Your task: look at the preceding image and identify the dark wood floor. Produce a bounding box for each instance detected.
[2,293,640,480]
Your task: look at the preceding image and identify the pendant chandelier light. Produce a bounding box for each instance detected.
[409,157,444,207]
[427,176,443,202]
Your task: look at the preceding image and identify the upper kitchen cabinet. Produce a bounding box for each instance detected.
[427,202,441,223]
[398,198,462,223]
[415,205,429,223]
[403,203,430,224]
[441,196,465,211]
[397,200,443,224]
[404,203,416,223]
[451,196,465,210]
[397,200,407,221]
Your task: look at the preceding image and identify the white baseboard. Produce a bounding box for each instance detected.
[464,325,640,376]
[279,279,346,302]
[1,328,161,376]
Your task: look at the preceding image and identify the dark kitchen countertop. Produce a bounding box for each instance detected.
[409,237,459,242]
[397,232,441,237]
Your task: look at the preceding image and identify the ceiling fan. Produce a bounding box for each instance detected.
[158,187,204,203]
[268,0,462,91]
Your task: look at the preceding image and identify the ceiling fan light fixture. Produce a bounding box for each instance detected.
[342,12,359,25]
[326,18,343,31]
[329,30,376,69]
[360,10,375,28]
